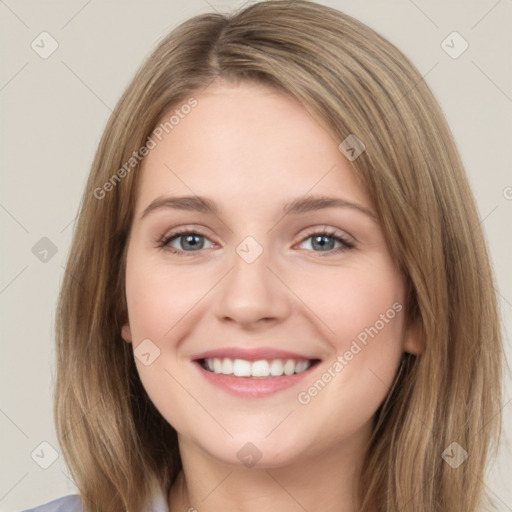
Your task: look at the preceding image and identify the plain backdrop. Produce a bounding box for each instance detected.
[1,0,511,510]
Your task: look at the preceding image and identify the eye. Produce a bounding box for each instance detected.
[158,230,214,255]
[298,229,355,255]
[158,228,355,257]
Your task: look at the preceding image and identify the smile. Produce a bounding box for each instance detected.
[201,358,313,378]
[192,347,321,397]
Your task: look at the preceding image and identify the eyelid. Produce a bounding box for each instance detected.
[158,224,356,258]
[293,226,355,255]
[158,225,215,242]
[297,225,355,243]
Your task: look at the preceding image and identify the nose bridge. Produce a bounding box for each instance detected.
[233,239,270,289]
[213,234,290,325]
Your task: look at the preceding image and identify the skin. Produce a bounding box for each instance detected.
[121,80,421,511]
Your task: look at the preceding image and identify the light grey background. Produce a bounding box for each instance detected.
[1,0,511,510]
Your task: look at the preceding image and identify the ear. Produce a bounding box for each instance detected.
[121,323,133,343]
[403,318,424,355]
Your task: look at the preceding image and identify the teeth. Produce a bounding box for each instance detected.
[203,357,312,377]
[283,359,295,376]
[233,359,251,377]
[270,360,284,376]
[251,360,270,377]
[222,358,234,375]
[295,360,309,373]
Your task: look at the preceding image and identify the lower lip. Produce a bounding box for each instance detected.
[194,362,316,398]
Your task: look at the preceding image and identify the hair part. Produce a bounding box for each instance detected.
[54,1,502,510]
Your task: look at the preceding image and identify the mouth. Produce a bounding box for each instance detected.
[191,348,321,397]
[198,357,319,378]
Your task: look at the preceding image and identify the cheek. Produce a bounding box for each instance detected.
[124,254,219,341]
[124,264,200,434]
[289,260,405,348]
[124,253,229,433]
[291,262,406,410]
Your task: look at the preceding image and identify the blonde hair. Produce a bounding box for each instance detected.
[54,1,503,510]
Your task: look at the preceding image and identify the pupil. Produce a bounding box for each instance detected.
[313,235,334,251]
[182,234,203,250]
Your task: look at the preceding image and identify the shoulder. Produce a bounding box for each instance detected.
[18,494,82,512]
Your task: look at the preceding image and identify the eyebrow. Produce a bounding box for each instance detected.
[140,194,377,221]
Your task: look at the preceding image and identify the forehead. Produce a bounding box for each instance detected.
[134,82,371,218]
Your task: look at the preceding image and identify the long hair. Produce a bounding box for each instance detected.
[54,1,503,510]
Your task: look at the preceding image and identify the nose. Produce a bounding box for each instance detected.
[213,246,292,329]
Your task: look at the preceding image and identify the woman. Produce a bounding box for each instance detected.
[23,1,503,511]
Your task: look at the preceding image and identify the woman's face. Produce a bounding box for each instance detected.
[122,81,420,468]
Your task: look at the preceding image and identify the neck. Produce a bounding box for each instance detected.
[168,425,371,512]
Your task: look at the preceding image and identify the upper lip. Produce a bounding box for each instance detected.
[192,347,319,362]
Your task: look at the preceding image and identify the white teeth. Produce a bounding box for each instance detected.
[222,358,234,375]
[203,357,313,377]
[233,359,252,377]
[251,360,270,377]
[269,359,284,376]
[295,360,309,373]
[283,359,295,376]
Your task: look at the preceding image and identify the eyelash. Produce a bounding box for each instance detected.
[157,227,355,257]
